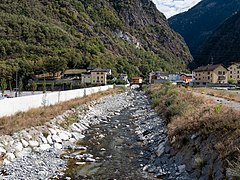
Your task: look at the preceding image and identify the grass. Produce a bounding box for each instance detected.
[146,83,240,175]
[0,88,123,135]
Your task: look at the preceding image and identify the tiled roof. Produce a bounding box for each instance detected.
[194,64,225,72]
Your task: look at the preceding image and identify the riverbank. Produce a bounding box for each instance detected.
[146,83,240,179]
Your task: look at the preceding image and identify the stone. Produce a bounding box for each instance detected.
[71,132,85,140]
[52,135,62,143]
[15,151,26,158]
[75,162,86,165]
[14,142,23,152]
[54,143,62,150]
[41,136,48,144]
[2,159,11,165]
[48,128,57,135]
[47,135,53,145]
[0,147,6,154]
[58,132,69,141]
[156,142,166,157]
[5,153,16,161]
[40,144,51,151]
[29,140,39,147]
[70,123,81,133]
[178,165,186,174]
[21,139,29,147]
[85,157,96,162]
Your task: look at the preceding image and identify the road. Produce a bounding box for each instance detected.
[192,91,240,110]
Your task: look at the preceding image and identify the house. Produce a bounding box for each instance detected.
[90,68,108,85]
[180,73,193,83]
[228,63,240,83]
[168,73,180,82]
[132,77,143,84]
[149,71,169,84]
[81,73,91,84]
[193,64,228,85]
[119,74,129,83]
[63,69,86,79]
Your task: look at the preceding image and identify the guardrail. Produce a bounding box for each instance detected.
[0,85,113,118]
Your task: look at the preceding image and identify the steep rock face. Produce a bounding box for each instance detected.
[0,0,192,78]
[198,12,240,65]
[169,0,240,67]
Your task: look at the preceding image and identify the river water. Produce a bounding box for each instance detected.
[60,90,189,180]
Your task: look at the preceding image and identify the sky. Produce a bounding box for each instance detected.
[152,0,202,18]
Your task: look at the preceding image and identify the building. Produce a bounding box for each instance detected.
[180,73,193,83]
[63,69,86,79]
[228,63,240,83]
[132,77,143,84]
[81,73,91,84]
[149,71,168,84]
[119,74,129,83]
[193,64,228,84]
[90,68,108,85]
[168,73,180,82]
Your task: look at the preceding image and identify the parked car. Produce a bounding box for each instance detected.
[3,94,13,98]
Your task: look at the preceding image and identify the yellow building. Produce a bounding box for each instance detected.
[90,69,108,85]
[228,63,240,83]
[194,64,228,84]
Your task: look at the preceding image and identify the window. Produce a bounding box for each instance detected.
[93,80,95,83]
[97,72,99,75]
[230,67,232,69]
[230,75,232,78]
[101,72,104,75]
[208,76,210,80]
[223,72,225,75]
[97,76,99,80]
[101,80,103,83]
[218,71,222,75]
[238,75,239,79]
[238,71,239,74]
[101,76,104,79]
[230,71,232,74]
[208,72,210,75]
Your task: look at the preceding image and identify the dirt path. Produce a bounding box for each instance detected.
[192,92,240,110]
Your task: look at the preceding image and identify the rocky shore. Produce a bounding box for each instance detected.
[0,90,194,179]
[0,92,131,179]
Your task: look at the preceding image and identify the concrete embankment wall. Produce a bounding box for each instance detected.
[0,85,113,118]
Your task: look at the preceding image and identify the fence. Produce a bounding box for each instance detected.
[0,85,113,118]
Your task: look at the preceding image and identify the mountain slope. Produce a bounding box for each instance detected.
[198,12,240,65]
[0,0,192,80]
[169,0,240,66]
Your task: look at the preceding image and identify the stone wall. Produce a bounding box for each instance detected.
[0,85,113,118]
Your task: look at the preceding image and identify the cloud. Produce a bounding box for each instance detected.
[152,0,201,18]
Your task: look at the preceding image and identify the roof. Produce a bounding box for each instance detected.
[132,77,143,79]
[91,68,109,72]
[194,64,226,72]
[64,69,86,75]
[180,73,193,77]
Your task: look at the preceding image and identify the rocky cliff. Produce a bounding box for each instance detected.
[0,0,192,79]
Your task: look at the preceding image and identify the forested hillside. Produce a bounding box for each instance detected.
[169,0,240,67]
[0,0,192,83]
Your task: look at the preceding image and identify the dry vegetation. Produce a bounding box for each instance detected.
[191,87,240,102]
[0,88,122,135]
[146,83,240,176]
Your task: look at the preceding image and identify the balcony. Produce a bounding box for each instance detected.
[218,76,226,80]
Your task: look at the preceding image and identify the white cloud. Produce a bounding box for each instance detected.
[152,0,202,18]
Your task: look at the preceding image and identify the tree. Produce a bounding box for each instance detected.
[18,79,23,96]
[43,57,67,77]
[0,79,7,96]
[31,82,37,94]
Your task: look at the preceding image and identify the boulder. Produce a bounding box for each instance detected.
[21,139,29,147]
[156,142,166,157]
[0,147,6,154]
[29,140,39,147]
[52,135,62,143]
[58,132,69,141]
[39,144,51,151]
[14,142,23,152]
[41,136,48,144]
[47,135,53,145]
[5,153,16,161]
[54,143,62,150]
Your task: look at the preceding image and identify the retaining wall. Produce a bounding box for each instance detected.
[0,85,113,118]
